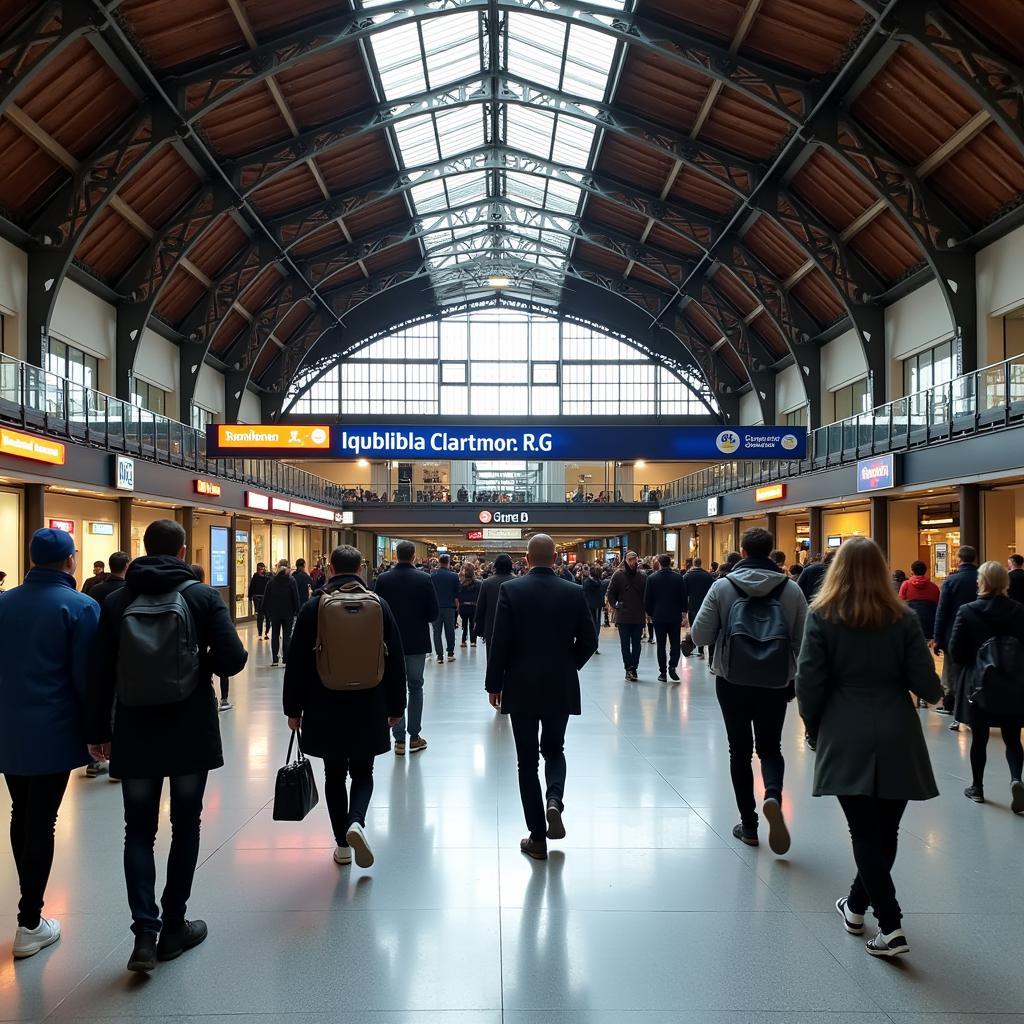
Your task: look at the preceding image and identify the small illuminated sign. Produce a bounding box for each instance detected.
[707,496,720,517]
[194,479,222,497]
[89,522,115,536]
[648,510,664,525]
[1,428,65,465]
[466,529,484,540]
[213,425,330,450]
[755,484,787,503]
[114,455,135,491]
[48,518,75,535]
[245,491,270,511]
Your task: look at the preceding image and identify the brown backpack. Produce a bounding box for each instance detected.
[315,580,387,690]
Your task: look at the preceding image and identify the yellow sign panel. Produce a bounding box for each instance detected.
[0,428,66,465]
[755,483,786,503]
[214,425,331,450]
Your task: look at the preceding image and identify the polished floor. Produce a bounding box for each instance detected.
[2,622,1023,1023]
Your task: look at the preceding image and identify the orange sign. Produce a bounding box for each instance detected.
[214,425,331,450]
[755,483,786,503]
[194,479,222,497]
[0,427,65,465]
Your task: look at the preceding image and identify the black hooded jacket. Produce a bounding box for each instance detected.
[87,556,247,778]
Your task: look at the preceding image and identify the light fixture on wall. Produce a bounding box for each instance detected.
[357,458,369,467]
[487,274,510,289]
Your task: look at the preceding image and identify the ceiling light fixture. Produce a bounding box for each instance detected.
[488,274,510,289]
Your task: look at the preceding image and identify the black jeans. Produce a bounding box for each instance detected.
[970,719,1024,787]
[590,607,601,639]
[618,623,643,671]
[270,616,293,662]
[323,757,374,844]
[510,714,570,841]
[461,604,477,644]
[122,772,208,936]
[4,772,70,928]
[252,595,265,636]
[654,621,681,673]
[838,795,908,934]
[219,676,229,701]
[715,678,788,826]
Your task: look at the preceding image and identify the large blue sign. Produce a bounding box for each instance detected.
[209,424,806,461]
[856,453,896,493]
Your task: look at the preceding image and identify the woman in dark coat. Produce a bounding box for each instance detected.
[948,560,1024,812]
[797,537,942,960]
[458,566,481,648]
[261,561,300,665]
[582,566,605,644]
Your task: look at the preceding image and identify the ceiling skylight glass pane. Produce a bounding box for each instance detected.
[446,172,488,207]
[421,12,480,88]
[392,114,439,166]
[409,177,447,212]
[506,106,555,156]
[505,172,546,207]
[373,23,426,100]
[434,106,485,158]
[545,178,583,213]
[507,14,565,89]
[551,117,597,166]
[563,26,618,101]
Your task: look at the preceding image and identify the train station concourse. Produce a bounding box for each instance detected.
[2,0,1024,1020]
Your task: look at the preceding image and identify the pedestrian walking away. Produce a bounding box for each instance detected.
[248,562,270,639]
[644,553,687,682]
[933,546,979,719]
[607,551,647,680]
[262,560,301,665]
[475,554,515,657]
[459,565,481,647]
[682,557,714,659]
[430,554,460,662]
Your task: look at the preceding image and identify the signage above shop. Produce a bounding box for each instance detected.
[856,453,896,493]
[114,455,135,491]
[707,496,720,517]
[466,529,484,541]
[245,491,270,511]
[755,483,787,503]
[479,509,529,525]
[1,427,65,466]
[89,522,115,536]
[194,479,221,498]
[483,527,522,540]
[335,510,354,525]
[48,518,74,534]
[208,424,807,462]
[648,510,664,525]
[244,489,335,523]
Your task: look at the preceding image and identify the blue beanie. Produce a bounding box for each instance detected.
[30,527,76,566]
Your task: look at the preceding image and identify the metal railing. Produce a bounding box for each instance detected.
[0,355,345,507]
[338,482,663,505]
[661,354,1024,506]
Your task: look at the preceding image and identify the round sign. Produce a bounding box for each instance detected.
[311,427,327,445]
[478,510,493,524]
[715,430,740,455]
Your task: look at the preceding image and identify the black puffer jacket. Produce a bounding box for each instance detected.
[262,569,300,620]
[87,556,247,778]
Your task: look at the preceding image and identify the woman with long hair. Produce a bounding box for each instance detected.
[458,563,481,649]
[948,560,1024,811]
[796,537,942,959]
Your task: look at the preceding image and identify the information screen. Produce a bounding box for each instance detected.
[210,526,229,589]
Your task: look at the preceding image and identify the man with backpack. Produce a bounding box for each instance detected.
[690,528,807,855]
[284,546,406,869]
[87,519,247,974]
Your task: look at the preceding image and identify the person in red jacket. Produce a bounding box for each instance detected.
[899,560,941,641]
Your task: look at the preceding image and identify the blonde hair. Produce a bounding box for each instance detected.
[977,560,1009,598]
[810,536,907,629]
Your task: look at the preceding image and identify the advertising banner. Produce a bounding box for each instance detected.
[208,424,806,461]
[856,453,896,493]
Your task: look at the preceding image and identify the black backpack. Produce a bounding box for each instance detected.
[970,634,1024,716]
[724,578,792,688]
[116,580,202,707]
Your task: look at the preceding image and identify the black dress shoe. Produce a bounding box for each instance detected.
[545,798,566,840]
[127,932,158,973]
[157,920,208,961]
[520,837,548,860]
[668,668,680,681]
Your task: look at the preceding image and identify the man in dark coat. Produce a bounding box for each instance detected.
[485,534,598,860]
[284,545,406,870]
[475,553,514,654]
[87,519,247,974]
[933,546,980,716]
[430,554,460,663]
[261,560,301,666]
[88,550,129,608]
[797,552,833,602]
[374,541,439,755]
[248,563,269,639]
[606,551,647,681]
[1007,554,1024,605]
[682,557,715,659]
[644,554,687,681]
[291,558,314,603]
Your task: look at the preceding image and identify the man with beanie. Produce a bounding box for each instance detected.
[0,527,100,959]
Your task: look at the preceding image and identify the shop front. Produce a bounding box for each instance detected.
[889,495,962,580]
[44,491,122,590]
[0,485,21,586]
[822,506,870,552]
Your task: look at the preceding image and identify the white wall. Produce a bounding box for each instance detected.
[238,391,262,423]
[739,389,763,425]
[194,364,225,419]
[977,222,1024,364]
[134,327,178,417]
[0,237,26,360]
[884,279,955,396]
[821,328,868,418]
[775,362,805,414]
[51,278,116,390]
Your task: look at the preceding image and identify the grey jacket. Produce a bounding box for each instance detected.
[690,561,807,681]
[796,610,942,800]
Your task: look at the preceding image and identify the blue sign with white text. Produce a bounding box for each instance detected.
[209,425,807,461]
[857,453,895,493]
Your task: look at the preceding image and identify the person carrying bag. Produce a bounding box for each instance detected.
[273,730,319,821]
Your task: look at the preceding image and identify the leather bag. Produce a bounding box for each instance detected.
[273,730,319,821]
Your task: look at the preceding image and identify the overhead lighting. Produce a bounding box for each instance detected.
[488,274,510,289]
[635,460,646,468]
[357,458,369,467]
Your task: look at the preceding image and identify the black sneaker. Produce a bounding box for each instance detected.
[437,657,444,664]
[127,932,158,973]
[1011,779,1024,815]
[963,785,985,803]
[934,706,952,716]
[545,798,566,840]
[657,673,667,682]
[762,797,791,856]
[271,660,279,667]
[732,822,758,847]
[156,920,208,961]
[668,668,680,681]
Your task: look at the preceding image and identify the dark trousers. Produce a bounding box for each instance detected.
[4,771,70,928]
[432,608,456,657]
[589,607,601,639]
[715,678,788,826]
[252,595,265,636]
[122,772,208,936]
[510,714,570,841]
[270,616,293,662]
[219,676,229,701]
[323,757,374,844]
[618,623,643,671]
[461,604,477,644]
[838,795,908,934]
[970,721,1024,787]
[654,621,681,673]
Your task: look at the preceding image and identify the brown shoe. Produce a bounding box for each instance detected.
[410,736,428,753]
[520,837,547,860]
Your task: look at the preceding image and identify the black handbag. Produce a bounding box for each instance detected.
[273,730,319,821]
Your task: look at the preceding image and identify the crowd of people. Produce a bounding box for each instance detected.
[337,485,667,504]
[1,520,1022,978]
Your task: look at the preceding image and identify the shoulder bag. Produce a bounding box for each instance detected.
[273,729,319,821]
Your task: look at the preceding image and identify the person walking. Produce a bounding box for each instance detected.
[430,553,460,663]
[374,541,439,756]
[933,546,979,719]
[89,551,129,608]
[248,562,269,639]
[796,537,942,958]
[292,558,314,603]
[262,560,300,666]
[947,560,1024,812]
[459,565,481,648]
[87,519,247,973]
[1006,553,1024,604]
[189,564,234,713]
[644,554,687,682]
[691,528,807,854]
[82,559,108,596]
[582,565,604,651]
[899,560,940,642]
[284,546,406,869]
[796,551,832,602]
[682,557,715,659]
[607,551,647,681]
[0,528,100,959]
[475,553,514,655]
[485,534,598,859]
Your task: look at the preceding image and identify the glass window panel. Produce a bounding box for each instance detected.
[374,23,427,99]
[531,386,560,415]
[507,14,564,88]
[533,362,558,384]
[442,361,466,383]
[421,12,480,90]
[440,386,468,415]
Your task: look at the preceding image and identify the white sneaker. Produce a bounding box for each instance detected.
[345,823,374,868]
[333,846,352,865]
[835,896,865,935]
[13,918,61,959]
[865,928,910,958]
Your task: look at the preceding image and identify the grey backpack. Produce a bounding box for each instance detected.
[116,580,202,707]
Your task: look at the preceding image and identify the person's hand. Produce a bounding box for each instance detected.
[287,716,302,731]
[88,742,111,761]
[488,691,502,711]
[387,717,400,727]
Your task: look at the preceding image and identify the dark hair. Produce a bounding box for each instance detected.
[770,549,786,566]
[438,553,450,566]
[256,562,266,570]
[693,557,702,567]
[93,560,105,569]
[740,528,774,559]
[958,545,977,565]
[494,553,513,573]
[788,563,803,577]
[396,540,416,562]
[658,553,671,568]
[1011,554,1024,569]
[911,559,927,575]
[108,551,129,574]
[189,562,205,582]
[144,519,186,557]
[295,558,305,569]
[330,545,362,573]
[725,550,741,565]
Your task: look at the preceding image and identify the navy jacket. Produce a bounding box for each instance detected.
[374,562,440,656]
[0,569,100,775]
[681,568,714,623]
[262,569,301,620]
[933,563,979,653]
[475,570,513,643]
[430,567,461,609]
[292,570,314,602]
[797,561,829,602]
[644,568,687,622]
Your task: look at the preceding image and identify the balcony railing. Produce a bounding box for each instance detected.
[0,355,345,507]
[340,483,663,505]
[660,354,1024,506]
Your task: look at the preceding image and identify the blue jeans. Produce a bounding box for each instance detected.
[393,653,426,742]
[432,608,457,657]
[618,623,643,671]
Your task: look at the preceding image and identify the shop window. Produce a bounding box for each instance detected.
[190,404,214,433]
[832,378,870,422]
[132,378,167,416]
